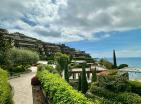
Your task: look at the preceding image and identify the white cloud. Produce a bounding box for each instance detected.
[0,0,141,42]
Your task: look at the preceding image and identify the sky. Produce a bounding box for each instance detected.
[0,0,141,58]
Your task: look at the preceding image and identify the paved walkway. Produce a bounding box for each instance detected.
[10,66,37,104]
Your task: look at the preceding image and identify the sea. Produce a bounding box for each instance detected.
[107,57,141,68]
[107,57,141,80]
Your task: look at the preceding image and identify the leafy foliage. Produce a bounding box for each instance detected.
[128,80,141,96]
[99,58,113,69]
[37,70,94,104]
[0,68,13,104]
[78,75,81,91]
[11,65,31,73]
[37,64,58,74]
[54,52,69,75]
[89,71,141,104]
[90,85,141,104]
[64,63,69,82]
[92,67,97,82]
[117,92,141,104]
[0,34,12,69]
[81,64,88,94]
[10,48,39,66]
[97,74,130,93]
[118,64,128,69]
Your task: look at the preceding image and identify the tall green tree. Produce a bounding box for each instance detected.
[113,50,117,68]
[81,63,88,94]
[64,59,69,82]
[91,67,97,82]
[0,34,12,69]
[54,52,69,77]
[78,74,81,91]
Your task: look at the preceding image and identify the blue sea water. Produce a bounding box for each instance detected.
[107,57,141,68]
[107,57,141,80]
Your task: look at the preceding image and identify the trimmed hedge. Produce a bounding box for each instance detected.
[0,68,13,104]
[37,70,95,104]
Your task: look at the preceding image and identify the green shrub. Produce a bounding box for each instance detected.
[11,65,31,73]
[11,65,25,73]
[37,64,58,73]
[54,52,69,75]
[117,92,141,104]
[10,48,39,66]
[0,68,13,104]
[37,70,94,104]
[108,70,118,75]
[98,74,130,92]
[73,57,94,63]
[90,85,141,104]
[128,80,141,96]
[94,96,121,104]
[118,64,128,69]
[99,58,113,69]
[90,86,117,101]
[78,75,81,91]
[91,67,97,82]
[48,60,54,64]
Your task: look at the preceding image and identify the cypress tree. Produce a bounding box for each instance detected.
[81,63,88,94]
[78,74,81,91]
[64,59,69,82]
[91,67,97,82]
[113,50,117,68]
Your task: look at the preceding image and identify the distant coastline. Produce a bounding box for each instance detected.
[107,57,141,67]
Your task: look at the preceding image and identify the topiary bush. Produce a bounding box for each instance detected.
[0,68,13,104]
[37,70,94,104]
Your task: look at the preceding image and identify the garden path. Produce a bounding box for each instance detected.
[10,66,37,104]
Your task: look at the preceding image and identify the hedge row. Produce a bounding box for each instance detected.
[37,70,96,104]
[0,68,13,104]
[90,85,141,104]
